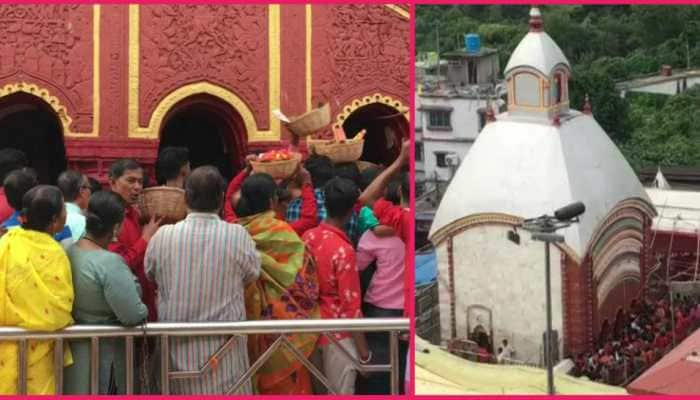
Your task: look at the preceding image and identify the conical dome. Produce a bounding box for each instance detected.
[504,8,570,76]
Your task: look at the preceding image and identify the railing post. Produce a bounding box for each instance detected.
[125,336,134,395]
[0,318,409,395]
[161,335,170,395]
[18,339,28,395]
[90,337,99,394]
[390,331,399,395]
[54,338,64,394]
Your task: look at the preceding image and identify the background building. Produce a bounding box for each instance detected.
[415,35,505,188]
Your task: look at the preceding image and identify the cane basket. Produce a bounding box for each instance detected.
[250,152,302,179]
[138,187,187,225]
[286,103,331,137]
[307,138,364,163]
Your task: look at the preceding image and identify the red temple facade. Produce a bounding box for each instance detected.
[0,4,410,183]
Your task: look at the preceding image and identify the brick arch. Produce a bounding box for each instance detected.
[158,93,248,179]
[341,102,409,165]
[562,198,655,356]
[0,92,67,183]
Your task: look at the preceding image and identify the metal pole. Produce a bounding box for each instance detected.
[390,331,400,395]
[435,23,440,84]
[18,339,27,394]
[544,241,555,395]
[670,290,676,347]
[90,337,99,394]
[161,335,170,395]
[125,336,134,395]
[54,338,64,394]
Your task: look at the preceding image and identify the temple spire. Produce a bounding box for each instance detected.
[529,6,543,32]
[583,94,592,115]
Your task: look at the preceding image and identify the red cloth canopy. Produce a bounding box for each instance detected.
[627,329,700,394]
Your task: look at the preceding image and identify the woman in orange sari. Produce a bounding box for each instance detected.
[235,173,320,394]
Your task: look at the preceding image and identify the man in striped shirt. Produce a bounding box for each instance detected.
[146,166,261,394]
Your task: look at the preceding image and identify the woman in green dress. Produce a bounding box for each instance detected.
[63,191,148,394]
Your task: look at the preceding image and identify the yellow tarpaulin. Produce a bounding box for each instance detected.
[415,337,626,395]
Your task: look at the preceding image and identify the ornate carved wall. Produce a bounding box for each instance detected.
[311,4,410,137]
[0,5,96,135]
[138,5,269,130]
[0,4,409,181]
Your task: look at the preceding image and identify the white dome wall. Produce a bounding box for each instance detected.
[430,113,651,258]
[436,223,564,364]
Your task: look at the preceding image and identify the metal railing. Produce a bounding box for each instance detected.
[0,318,408,395]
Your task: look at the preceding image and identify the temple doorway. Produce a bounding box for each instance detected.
[159,94,247,181]
[342,103,408,167]
[0,93,67,184]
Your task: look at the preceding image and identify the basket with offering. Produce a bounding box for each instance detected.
[307,127,365,163]
[250,149,302,179]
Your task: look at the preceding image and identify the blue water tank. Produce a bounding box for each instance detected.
[465,33,481,54]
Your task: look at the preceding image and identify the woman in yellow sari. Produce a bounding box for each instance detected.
[235,173,320,394]
[0,185,74,394]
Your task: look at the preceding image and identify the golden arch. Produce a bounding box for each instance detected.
[0,82,75,136]
[134,82,258,142]
[128,4,280,142]
[333,93,409,131]
[0,6,102,138]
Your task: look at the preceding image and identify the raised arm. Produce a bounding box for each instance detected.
[289,167,318,235]
[358,139,409,208]
[224,155,257,223]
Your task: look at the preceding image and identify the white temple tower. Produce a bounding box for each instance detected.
[429,7,656,363]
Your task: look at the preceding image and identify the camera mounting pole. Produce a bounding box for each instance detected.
[517,202,585,395]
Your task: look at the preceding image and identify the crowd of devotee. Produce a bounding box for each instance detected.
[452,293,700,388]
[570,295,700,385]
[0,141,409,395]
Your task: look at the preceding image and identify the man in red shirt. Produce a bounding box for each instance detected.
[107,159,161,321]
[0,148,28,223]
[303,177,370,394]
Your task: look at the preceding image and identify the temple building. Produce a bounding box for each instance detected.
[429,8,657,363]
[0,4,409,183]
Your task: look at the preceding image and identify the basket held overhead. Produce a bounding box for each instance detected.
[307,138,364,163]
[250,152,302,179]
[285,103,331,137]
[139,187,188,225]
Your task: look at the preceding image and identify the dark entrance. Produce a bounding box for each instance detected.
[0,93,67,184]
[159,95,247,181]
[342,103,408,167]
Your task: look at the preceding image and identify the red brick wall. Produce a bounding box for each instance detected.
[0,5,409,179]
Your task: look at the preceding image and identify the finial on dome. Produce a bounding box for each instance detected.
[529,6,543,32]
[583,94,592,115]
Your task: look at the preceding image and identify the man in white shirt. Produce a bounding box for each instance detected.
[57,170,91,244]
